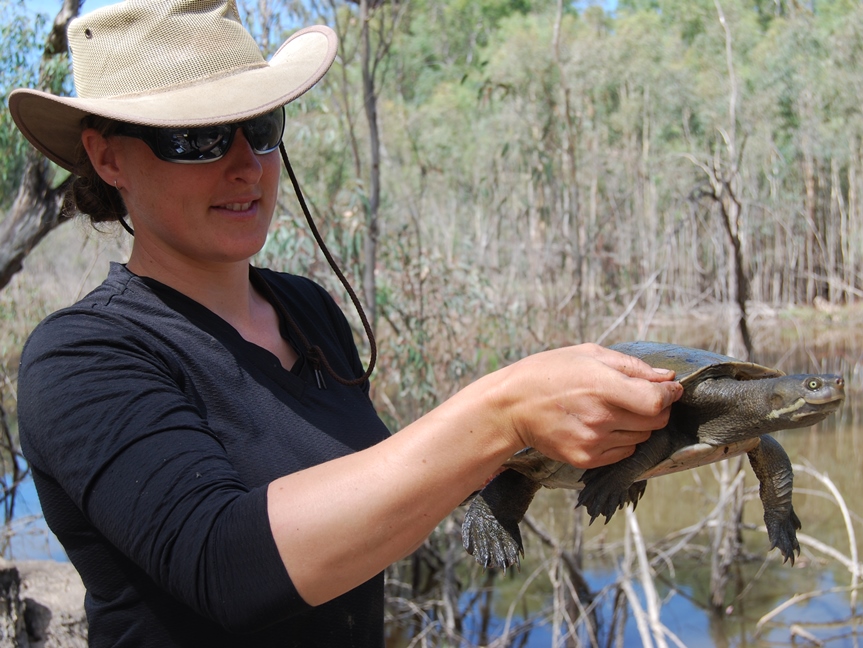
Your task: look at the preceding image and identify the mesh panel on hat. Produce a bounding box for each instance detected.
[68,0,267,100]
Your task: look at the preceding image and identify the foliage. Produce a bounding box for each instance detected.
[252,0,863,422]
[4,0,863,641]
[0,0,53,208]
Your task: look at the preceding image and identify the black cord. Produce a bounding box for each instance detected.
[114,143,377,387]
[277,142,377,386]
[118,215,134,236]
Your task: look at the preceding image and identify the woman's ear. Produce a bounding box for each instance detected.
[81,128,122,187]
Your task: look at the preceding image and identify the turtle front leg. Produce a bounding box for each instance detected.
[462,469,541,569]
[577,430,674,524]
[747,434,801,564]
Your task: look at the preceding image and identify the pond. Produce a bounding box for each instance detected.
[474,406,863,647]
[5,321,863,647]
[385,321,863,647]
[5,472,66,562]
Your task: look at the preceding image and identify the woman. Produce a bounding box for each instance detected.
[9,1,682,646]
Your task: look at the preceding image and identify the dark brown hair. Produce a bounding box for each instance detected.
[68,115,128,226]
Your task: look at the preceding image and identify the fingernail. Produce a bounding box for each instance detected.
[652,367,672,374]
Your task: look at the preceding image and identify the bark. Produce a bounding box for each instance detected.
[0,560,87,647]
[0,0,80,292]
[0,156,72,291]
[360,0,381,331]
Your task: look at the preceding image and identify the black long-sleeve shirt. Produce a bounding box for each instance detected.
[18,263,391,647]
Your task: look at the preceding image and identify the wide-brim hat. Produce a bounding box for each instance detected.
[9,0,337,172]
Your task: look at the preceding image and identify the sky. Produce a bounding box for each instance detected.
[22,0,110,24]
[26,0,113,15]
[26,0,618,18]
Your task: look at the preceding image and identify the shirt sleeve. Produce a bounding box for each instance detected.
[18,308,310,632]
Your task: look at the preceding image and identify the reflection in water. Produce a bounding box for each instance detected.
[7,325,863,646]
[471,332,863,647]
[386,330,862,647]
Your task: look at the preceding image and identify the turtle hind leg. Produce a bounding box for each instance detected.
[747,435,801,564]
[462,492,524,569]
[462,469,541,570]
[577,430,673,524]
[577,469,648,524]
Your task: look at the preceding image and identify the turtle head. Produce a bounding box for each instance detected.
[766,374,845,427]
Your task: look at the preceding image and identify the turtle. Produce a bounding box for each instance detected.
[462,341,846,570]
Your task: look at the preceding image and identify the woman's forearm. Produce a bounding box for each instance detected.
[267,369,516,605]
[267,343,683,606]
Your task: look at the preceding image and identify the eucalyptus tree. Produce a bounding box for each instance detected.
[825,4,863,302]
[743,1,863,307]
[0,0,77,291]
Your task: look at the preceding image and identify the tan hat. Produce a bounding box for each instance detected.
[9,0,337,172]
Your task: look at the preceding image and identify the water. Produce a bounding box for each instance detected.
[5,474,66,562]
[8,333,863,647]
[439,334,863,647]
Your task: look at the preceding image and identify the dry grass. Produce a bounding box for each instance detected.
[0,221,129,413]
[3,219,862,647]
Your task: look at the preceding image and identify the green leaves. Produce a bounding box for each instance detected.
[0,1,48,205]
[0,0,72,207]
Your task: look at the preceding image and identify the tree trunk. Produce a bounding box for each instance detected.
[717,185,753,360]
[0,155,72,291]
[360,0,381,331]
[0,0,80,291]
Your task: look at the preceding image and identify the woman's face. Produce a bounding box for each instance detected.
[90,125,281,270]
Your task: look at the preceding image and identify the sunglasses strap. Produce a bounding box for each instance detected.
[111,143,378,388]
[277,142,377,387]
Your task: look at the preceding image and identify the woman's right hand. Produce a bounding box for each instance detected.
[268,342,683,606]
[487,343,683,469]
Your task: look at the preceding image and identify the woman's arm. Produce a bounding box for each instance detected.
[268,343,682,605]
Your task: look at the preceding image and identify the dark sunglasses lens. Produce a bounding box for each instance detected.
[243,108,285,154]
[130,107,285,162]
[155,125,232,162]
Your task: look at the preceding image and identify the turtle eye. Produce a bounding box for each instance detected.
[807,378,822,390]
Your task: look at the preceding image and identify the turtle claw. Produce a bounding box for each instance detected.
[578,468,648,524]
[585,512,602,526]
[628,480,647,509]
[462,493,524,570]
[766,506,802,565]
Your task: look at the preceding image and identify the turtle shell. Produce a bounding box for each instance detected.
[504,342,786,488]
[612,341,784,386]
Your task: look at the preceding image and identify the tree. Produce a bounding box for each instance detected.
[0,0,78,290]
[325,0,406,332]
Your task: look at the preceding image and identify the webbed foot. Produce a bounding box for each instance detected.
[577,467,647,524]
[461,469,541,570]
[766,505,801,564]
[462,492,524,569]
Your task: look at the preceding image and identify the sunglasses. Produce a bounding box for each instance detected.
[114,107,285,163]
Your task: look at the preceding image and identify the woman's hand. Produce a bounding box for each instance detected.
[489,343,683,468]
[269,342,682,605]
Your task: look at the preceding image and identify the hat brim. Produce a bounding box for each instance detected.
[9,25,337,172]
